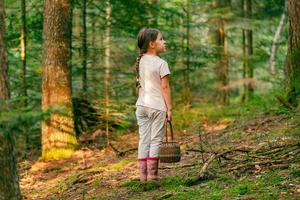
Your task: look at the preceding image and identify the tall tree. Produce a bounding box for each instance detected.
[182,0,191,109]
[0,1,9,100]
[72,2,81,95]
[215,0,230,104]
[270,5,286,75]
[42,0,78,159]
[82,0,88,94]
[20,0,27,106]
[241,0,254,102]
[286,0,300,108]
[90,12,98,97]
[104,0,111,147]
[69,0,74,92]
[20,0,31,152]
[0,0,21,198]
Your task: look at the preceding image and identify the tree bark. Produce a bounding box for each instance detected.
[42,0,78,159]
[82,0,88,94]
[0,131,21,200]
[104,0,111,147]
[270,10,286,74]
[215,0,230,104]
[182,0,191,109]
[0,0,21,199]
[20,0,27,106]
[241,0,254,102]
[69,0,74,93]
[0,0,10,100]
[286,0,300,108]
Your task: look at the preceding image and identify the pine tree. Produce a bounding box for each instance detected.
[285,0,300,108]
[41,0,78,159]
[0,0,21,198]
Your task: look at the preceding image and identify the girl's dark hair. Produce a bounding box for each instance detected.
[135,28,160,89]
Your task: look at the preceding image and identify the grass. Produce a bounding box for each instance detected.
[119,170,298,200]
[21,99,300,199]
[105,158,135,171]
[290,164,300,178]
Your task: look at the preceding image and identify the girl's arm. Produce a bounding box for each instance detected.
[161,75,172,121]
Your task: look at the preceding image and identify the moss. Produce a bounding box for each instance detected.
[290,164,300,178]
[40,148,76,160]
[105,158,135,171]
[231,131,242,140]
[229,181,253,196]
[121,180,160,192]
[161,176,188,189]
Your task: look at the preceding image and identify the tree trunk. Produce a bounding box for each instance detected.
[69,0,74,93]
[241,0,254,102]
[183,0,191,110]
[82,0,87,94]
[0,131,21,200]
[20,0,31,152]
[0,0,10,100]
[104,0,111,147]
[0,0,21,199]
[270,9,286,74]
[215,0,230,104]
[20,0,27,106]
[286,0,300,108]
[72,4,82,97]
[90,12,103,98]
[42,0,78,159]
[216,20,229,104]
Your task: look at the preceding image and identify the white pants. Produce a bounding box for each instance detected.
[136,106,166,159]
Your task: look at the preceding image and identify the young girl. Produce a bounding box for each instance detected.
[135,28,172,181]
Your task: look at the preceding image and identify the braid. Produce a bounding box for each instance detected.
[135,50,145,88]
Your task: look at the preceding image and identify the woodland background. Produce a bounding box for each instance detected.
[0,0,300,199]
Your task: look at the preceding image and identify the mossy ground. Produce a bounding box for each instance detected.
[19,102,300,199]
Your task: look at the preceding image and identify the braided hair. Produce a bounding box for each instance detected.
[135,28,160,92]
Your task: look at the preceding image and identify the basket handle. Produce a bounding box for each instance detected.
[165,121,174,142]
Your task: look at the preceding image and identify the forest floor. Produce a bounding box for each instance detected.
[19,104,300,200]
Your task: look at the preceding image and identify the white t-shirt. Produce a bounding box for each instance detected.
[136,54,171,111]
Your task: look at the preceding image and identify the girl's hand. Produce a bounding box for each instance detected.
[167,110,172,121]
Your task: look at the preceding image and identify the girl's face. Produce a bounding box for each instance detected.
[150,32,166,54]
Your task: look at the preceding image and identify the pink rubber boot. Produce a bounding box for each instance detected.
[138,158,147,181]
[147,157,159,180]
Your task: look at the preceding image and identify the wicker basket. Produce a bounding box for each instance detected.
[159,121,181,163]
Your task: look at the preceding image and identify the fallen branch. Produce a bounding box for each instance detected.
[159,163,197,170]
[186,148,251,185]
[256,143,299,158]
[228,158,294,172]
[187,148,251,155]
[158,193,173,200]
[186,144,299,186]
[186,148,211,153]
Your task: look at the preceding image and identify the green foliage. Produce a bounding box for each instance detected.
[73,97,100,137]
[160,176,188,189]
[91,100,135,134]
[121,180,160,192]
[4,0,289,142]
[289,164,300,178]
[0,99,46,136]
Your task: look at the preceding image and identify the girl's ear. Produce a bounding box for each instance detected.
[149,41,155,49]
